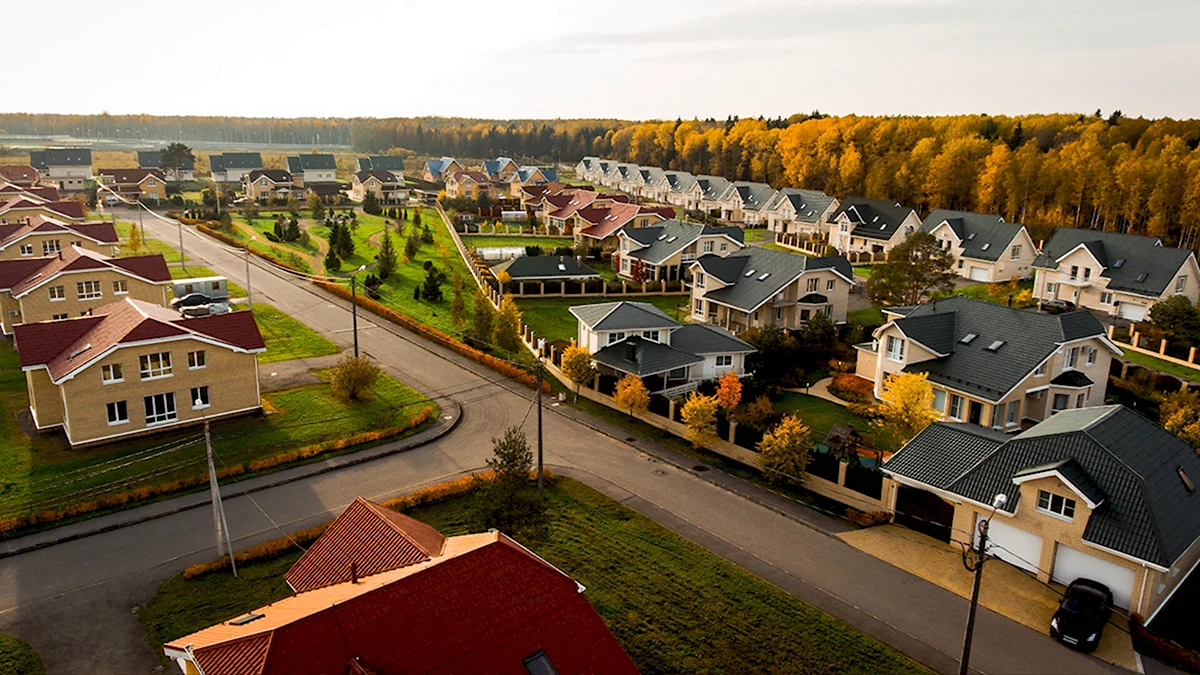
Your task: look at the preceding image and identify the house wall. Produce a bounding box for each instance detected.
[26,368,63,429]
[694,352,746,380]
[58,337,261,446]
[303,169,336,183]
[1035,254,1200,318]
[935,226,1037,283]
[832,211,920,255]
[0,292,19,334]
[18,271,168,325]
[139,176,167,202]
[0,235,116,261]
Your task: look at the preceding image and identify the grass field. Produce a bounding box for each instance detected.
[114,221,187,263]
[140,478,929,675]
[775,392,896,450]
[252,304,341,364]
[1118,348,1200,383]
[0,337,434,522]
[308,213,389,271]
[848,307,885,326]
[742,228,771,243]
[234,214,320,259]
[461,235,573,250]
[0,635,44,675]
[516,295,689,343]
[853,265,876,279]
[203,221,314,275]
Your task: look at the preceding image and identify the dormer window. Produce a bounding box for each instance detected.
[1036,490,1076,520]
[886,336,906,362]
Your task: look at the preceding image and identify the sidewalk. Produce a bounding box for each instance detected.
[784,376,846,406]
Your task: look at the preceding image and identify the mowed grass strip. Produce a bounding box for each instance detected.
[460,234,574,250]
[0,634,45,675]
[252,305,341,364]
[141,478,929,675]
[516,295,689,343]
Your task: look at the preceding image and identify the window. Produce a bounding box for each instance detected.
[139,352,173,379]
[101,363,123,384]
[1086,347,1096,365]
[827,279,835,291]
[775,307,783,320]
[191,386,210,409]
[703,240,713,253]
[144,393,177,425]
[210,281,221,292]
[641,330,657,342]
[76,280,102,300]
[106,401,128,426]
[694,299,704,315]
[1034,361,1047,376]
[990,405,1002,428]
[523,650,559,675]
[1010,245,1021,260]
[621,258,629,273]
[51,313,68,321]
[720,242,728,252]
[932,389,947,413]
[42,240,61,255]
[949,394,964,420]
[715,354,733,367]
[1006,400,1019,425]
[1076,393,1086,408]
[19,244,33,256]
[695,272,705,288]
[1037,490,1076,520]
[1065,347,1079,369]
[1046,282,1058,294]
[188,350,206,369]
[48,285,65,301]
[885,336,906,362]
[1178,276,1188,294]
[606,332,626,345]
[1083,268,1091,281]
[1070,265,1079,280]
[112,280,128,294]
[1052,393,1069,413]
[1100,292,1113,304]
[958,260,964,269]
[806,278,818,292]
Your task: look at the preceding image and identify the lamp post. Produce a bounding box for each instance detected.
[244,236,256,311]
[959,493,1007,675]
[350,264,366,357]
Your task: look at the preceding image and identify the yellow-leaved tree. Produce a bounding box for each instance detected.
[496,269,512,292]
[1162,389,1200,449]
[715,370,743,414]
[613,374,649,418]
[561,346,596,402]
[877,372,940,444]
[492,293,523,352]
[757,414,813,485]
[681,392,719,448]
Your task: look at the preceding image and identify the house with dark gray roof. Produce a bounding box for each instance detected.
[828,197,920,261]
[919,209,1037,283]
[355,156,406,181]
[882,405,1200,616]
[661,172,699,210]
[570,300,754,395]
[690,246,854,331]
[29,148,92,192]
[616,219,744,283]
[766,188,839,245]
[138,150,195,182]
[481,157,518,183]
[855,295,1119,428]
[493,255,598,283]
[208,152,263,184]
[286,154,338,186]
[723,181,779,225]
[1032,227,1200,322]
[573,156,601,182]
[635,167,666,200]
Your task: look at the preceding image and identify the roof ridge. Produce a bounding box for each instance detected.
[357,498,444,557]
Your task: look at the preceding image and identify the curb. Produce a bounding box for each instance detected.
[0,398,464,560]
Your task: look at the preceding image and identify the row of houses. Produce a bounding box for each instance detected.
[24,148,193,194]
[435,156,560,201]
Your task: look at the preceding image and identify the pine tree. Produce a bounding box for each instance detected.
[376,230,397,279]
[471,286,495,345]
[324,247,341,273]
[405,231,421,260]
[449,275,468,329]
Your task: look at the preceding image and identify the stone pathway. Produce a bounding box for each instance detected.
[785,377,846,406]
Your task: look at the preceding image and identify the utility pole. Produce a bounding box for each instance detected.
[136,200,145,249]
[178,216,186,272]
[959,493,1006,675]
[351,265,366,357]
[534,346,545,495]
[202,410,237,577]
[244,236,256,311]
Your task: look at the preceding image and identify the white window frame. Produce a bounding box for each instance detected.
[1034,361,1047,377]
[188,350,207,370]
[1036,489,1076,521]
[695,272,705,289]
[826,279,835,291]
[48,285,66,302]
[703,241,713,253]
[932,389,946,413]
[1086,347,1096,366]
[948,394,964,420]
[112,279,128,295]
[1006,400,1019,426]
[806,278,818,292]
[1010,245,1021,260]
[1065,347,1079,370]
[42,240,61,255]
[144,392,178,425]
[606,332,626,345]
[191,386,210,410]
[1178,276,1188,294]
[106,400,129,426]
[885,336,905,362]
[1052,393,1069,413]
[715,354,733,367]
[76,280,102,300]
[19,243,33,256]
[101,363,123,384]
[641,330,658,342]
[139,352,173,380]
[1100,292,1113,305]
[694,299,704,316]
[51,313,68,321]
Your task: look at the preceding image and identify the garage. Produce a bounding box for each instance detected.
[1118,302,1147,322]
[969,266,989,282]
[894,485,956,542]
[1052,544,1136,609]
[979,515,1043,574]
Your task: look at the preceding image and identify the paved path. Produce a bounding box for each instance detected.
[785,376,846,406]
[0,211,1128,675]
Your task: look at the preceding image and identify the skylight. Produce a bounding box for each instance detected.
[985,340,1006,352]
[758,273,771,280]
[981,243,991,251]
[666,236,677,243]
[229,612,265,626]
[744,269,756,277]
[557,264,566,271]
[1114,259,1126,268]
[67,343,92,360]
[1137,272,1149,282]
[967,233,976,240]
[960,333,977,344]
[657,234,668,241]
[1179,466,1195,494]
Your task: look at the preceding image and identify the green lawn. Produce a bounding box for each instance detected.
[0,635,44,675]
[114,221,187,263]
[775,392,895,450]
[1118,348,1200,383]
[0,337,434,523]
[308,213,389,272]
[169,266,247,298]
[742,228,771,243]
[140,478,929,675]
[235,214,319,258]
[933,279,1034,305]
[253,304,341,364]
[853,266,875,279]
[848,307,885,326]
[517,295,689,343]
[461,235,573,250]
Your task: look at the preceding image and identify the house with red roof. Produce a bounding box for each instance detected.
[163,496,639,675]
[0,165,41,188]
[0,246,172,334]
[572,202,673,251]
[13,297,265,446]
[0,195,87,225]
[0,184,60,202]
[95,168,168,204]
[0,217,119,261]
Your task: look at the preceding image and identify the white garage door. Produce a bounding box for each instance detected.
[969,266,989,282]
[1118,302,1147,322]
[1052,544,1136,609]
[979,516,1043,574]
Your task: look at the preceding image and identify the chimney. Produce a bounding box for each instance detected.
[625,341,638,364]
[58,250,63,260]
[350,562,359,584]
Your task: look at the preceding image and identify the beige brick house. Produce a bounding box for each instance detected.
[919,209,1037,283]
[242,170,298,203]
[0,246,171,334]
[854,296,1119,429]
[828,197,921,261]
[0,196,87,225]
[573,202,672,251]
[14,297,265,446]
[350,170,408,203]
[95,168,168,204]
[444,171,492,200]
[883,406,1200,619]
[1032,227,1200,322]
[615,219,744,282]
[0,218,119,261]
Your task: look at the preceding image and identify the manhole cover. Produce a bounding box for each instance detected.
[625,437,637,442]
[652,469,668,476]
[692,465,710,472]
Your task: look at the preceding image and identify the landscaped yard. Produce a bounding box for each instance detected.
[253,304,341,364]
[0,634,44,675]
[742,228,771,243]
[853,265,875,279]
[461,234,573,250]
[848,307,885,326]
[516,295,690,343]
[934,279,1035,306]
[775,391,896,450]
[139,478,929,675]
[1117,348,1200,383]
[0,336,435,523]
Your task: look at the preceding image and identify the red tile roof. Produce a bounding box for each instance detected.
[1,199,86,221]
[0,219,119,250]
[450,170,490,184]
[577,202,668,240]
[0,257,54,290]
[0,165,40,185]
[25,186,60,201]
[8,247,169,296]
[96,168,165,185]
[285,497,446,593]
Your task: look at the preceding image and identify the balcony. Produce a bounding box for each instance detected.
[1060,276,1092,287]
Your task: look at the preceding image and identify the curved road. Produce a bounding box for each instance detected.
[0,211,1124,675]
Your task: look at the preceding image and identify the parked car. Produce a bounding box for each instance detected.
[103,194,122,206]
[1040,299,1076,314]
[1050,578,1113,652]
[171,292,215,309]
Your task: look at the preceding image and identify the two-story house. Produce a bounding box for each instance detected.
[919,209,1037,283]
[883,405,1200,618]
[481,157,519,185]
[242,170,297,203]
[0,218,118,261]
[661,172,699,210]
[636,167,667,201]
[30,148,92,192]
[766,188,839,248]
[0,246,171,333]
[422,157,465,183]
[828,197,921,259]
[350,170,407,203]
[0,184,60,203]
[208,152,263,184]
[614,164,642,194]
[854,296,1119,428]
[138,150,195,182]
[509,166,558,195]
[355,155,406,182]
[690,246,853,331]
[14,297,266,446]
[1032,227,1200,322]
[95,168,167,204]
[286,154,338,187]
[694,175,734,217]
[725,181,779,225]
[0,195,85,225]
[445,171,492,200]
[570,300,755,395]
[573,202,671,251]
[615,219,744,282]
[574,156,601,182]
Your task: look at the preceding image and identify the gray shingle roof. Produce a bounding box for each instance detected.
[1013,458,1106,507]
[569,301,679,332]
[882,422,1008,488]
[888,296,1108,402]
[287,154,337,173]
[592,335,702,377]
[1050,370,1094,388]
[1033,227,1196,297]
[137,150,194,170]
[731,182,778,212]
[887,406,1200,567]
[493,255,598,280]
[894,312,958,355]
[214,152,263,170]
[919,209,1025,263]
[696,175,734,201]
[664,172,697,194]
[767,188,836,224]
[517,166,555,183]
[696,247,853,313]
[623,220,744,265]
[669,324,754,355]
[30,148,91,169]
[637,167,665,185]
[830,197,916,241]
[360,155,406,172]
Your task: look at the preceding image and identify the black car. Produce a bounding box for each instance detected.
[1040,299,1076,314]
[1050,578,1113,652]
[171,292,214,309]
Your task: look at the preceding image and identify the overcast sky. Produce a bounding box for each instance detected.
[11,0,1200,120]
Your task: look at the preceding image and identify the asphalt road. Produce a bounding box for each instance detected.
[0,209,1125,675]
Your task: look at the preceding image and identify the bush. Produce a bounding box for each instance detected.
[828,373,874,404]
[263,231,281,243]
[329,355,381,401]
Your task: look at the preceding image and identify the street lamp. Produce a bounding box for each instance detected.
[244,236,256,311]
[959,493,1007,675]
[349,264,366,357]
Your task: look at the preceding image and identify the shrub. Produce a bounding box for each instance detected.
[845,508,892,527]
[828,373,874,404]
[329,355,381,401]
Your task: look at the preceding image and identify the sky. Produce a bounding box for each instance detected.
[11,0,1200,121]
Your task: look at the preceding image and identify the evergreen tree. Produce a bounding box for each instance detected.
[324,247,341,272]
[421,263,446,301]
[376,229,398,279]
[405,231,421,259]
[471,286,494,345]
[449,274,468,328]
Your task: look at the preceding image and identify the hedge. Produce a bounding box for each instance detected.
[828,373,874,404]
[314,281,549,393]
[1130,614,1200,674]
